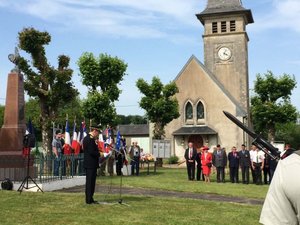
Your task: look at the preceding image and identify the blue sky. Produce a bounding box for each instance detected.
[0,0,299,116]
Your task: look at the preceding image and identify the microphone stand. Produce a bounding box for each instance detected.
[18,146,43,193]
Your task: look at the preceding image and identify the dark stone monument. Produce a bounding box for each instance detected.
[0,48,27,181]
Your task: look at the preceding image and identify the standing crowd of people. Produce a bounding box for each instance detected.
[184,142,279,184]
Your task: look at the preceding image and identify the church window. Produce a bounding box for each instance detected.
[221,21,227,32]
[212,22,218,33]
[185,102,193,120]
[197,102,205,119]
[230,21,236,32]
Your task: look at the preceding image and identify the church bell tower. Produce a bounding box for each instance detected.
[196,0,254,113]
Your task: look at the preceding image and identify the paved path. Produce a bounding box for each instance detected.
[60,184,263,205]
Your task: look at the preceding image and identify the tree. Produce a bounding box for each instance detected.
[25,98,42,141]
[136,76,179,139]
[116,115,148,125]
[17,27,78,153]
[78,53,127,127]
[276,120,300,149]
[251,71,297,141]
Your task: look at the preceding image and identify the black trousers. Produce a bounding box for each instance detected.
[216,167,225,182]
[263,166,270,184]
[186,162,195,180]
[116,155,123,176]
[254,163,263,185]
[229,166,239,183]
[196,164,202,181]
[131,157,140,176]
[85,168,97,204]
[251,165,256,184]
[241,166,250,184]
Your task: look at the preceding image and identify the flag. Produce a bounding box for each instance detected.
[27,118,34,134]
[115,130,121,151]
[77,121,87,147]
[23,118,35,156]
[64,119,72,155]
[98,133,105,152]
[72,120,80,155]
[104,126,111,145]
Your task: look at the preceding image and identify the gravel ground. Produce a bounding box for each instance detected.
[59,184,263,205]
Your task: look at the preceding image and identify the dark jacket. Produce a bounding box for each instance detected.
[195,152,202,166]
[238,150,251,167]
[83,134,100,169]
[212,149,227,167]
[228,152,239,167]
[184,148,197,162]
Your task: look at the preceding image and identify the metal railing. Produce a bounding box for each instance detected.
[0,153,85,183]
[34,153,85,183]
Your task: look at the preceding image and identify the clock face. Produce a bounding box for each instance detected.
[218,47,232,61]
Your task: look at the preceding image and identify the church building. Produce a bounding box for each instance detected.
[164,0,254,158]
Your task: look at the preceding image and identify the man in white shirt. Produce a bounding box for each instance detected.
[250,145,265,185]
[260,149,300,225]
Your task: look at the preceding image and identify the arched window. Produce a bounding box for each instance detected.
[197,101,205,119]
[185,102,193,121]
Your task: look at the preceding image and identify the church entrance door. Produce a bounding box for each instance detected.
[188,135,203,150]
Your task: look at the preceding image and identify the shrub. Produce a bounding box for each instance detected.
[168,155,179,164]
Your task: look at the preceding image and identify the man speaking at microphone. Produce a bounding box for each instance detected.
[83,125,101,204]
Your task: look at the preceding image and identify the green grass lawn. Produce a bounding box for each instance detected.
[98,167,269,199]
[0,167,267,225]
[0,191,262,225]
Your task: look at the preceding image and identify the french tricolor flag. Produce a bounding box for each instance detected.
[64,119,72,155]
[71,121,80,155]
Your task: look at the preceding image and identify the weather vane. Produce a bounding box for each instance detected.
[8,47,20,73]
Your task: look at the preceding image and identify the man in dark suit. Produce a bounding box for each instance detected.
[83,126,101,204]
[212,144,227,183]
[228,146,239,183]
[195,147,202,181]
[184,142,197,180]
[238,144,251,184]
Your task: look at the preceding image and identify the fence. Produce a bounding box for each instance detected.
[1,153,85,183]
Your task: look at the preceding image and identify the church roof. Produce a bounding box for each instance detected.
[118,124,149,136]
[197,0,254,24]
[173,126,217,135]
[174,55,247,117]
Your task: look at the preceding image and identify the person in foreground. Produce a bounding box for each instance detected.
[83,125,101,204]
[259,146,300,225]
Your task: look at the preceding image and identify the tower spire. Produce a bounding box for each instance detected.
[197,0,253,25]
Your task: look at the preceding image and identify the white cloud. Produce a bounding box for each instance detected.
[0,0,204,41]
[252,0,300,33]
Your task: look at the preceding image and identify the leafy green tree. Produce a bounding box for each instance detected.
[136,76,179,139]
[78,53,127,127]
[251,71,297,141]
[117,115,148,125]
[275,114,300,149]
[25,98,41,141]
[17,27,78,153]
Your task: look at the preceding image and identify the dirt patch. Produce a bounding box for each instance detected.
[60,184,263,205]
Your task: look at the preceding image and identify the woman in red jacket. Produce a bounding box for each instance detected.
[201,146,212,183]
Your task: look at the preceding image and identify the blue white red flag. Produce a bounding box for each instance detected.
[72,121,80,155]
[115,130,121,151]
[64,119,72,155]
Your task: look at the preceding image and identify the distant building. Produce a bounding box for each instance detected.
[119,124,150,153]
[163,0,254,159]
